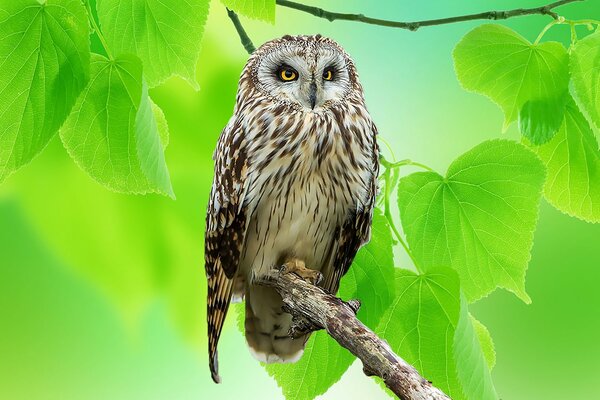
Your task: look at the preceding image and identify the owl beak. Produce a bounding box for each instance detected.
[309,80,317,109]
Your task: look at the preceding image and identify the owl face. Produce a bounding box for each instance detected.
[250,35,358,111]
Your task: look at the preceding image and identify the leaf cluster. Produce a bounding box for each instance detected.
[0,0,211,195]
[454,23,600,222]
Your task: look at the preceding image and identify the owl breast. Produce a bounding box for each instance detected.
[239,108,375,281]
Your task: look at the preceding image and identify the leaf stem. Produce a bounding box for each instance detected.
[377,137,397,163]
[570,22,579,44]
[276,0,583,32]
[380,156,434,172]
[85,0,112,59]
[535,20,559,44]
[383,168,422,273]
[535,17,600,44]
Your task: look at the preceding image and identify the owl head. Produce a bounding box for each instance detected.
[243,35,362,111]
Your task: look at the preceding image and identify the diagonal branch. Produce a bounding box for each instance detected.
[226,8,256,54]
[276,0,584,31]
[257,266,451,400]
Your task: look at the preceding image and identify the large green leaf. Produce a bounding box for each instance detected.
[453,295,498,400]
[265,210,395,400]
[376,269,498,400]
[0,0,90,183]
[571,30,600,130]
[532,98,600,222]
[376,268,462,398]
[61,54,174,197]
[96,0,210,88]
[398,140,545,303]
[221,0,276,23]
[453,24,569,131]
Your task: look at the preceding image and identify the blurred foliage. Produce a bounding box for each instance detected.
[1,36,243,344]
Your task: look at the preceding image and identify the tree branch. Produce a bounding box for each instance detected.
[226,0,585,54]
[226,8,256,54]
[257,266,451,400]
[276,0,584,31]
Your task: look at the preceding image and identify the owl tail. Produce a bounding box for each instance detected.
[244,285,309,363]
[207,270,235,383]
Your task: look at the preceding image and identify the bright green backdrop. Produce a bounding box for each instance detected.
[1,1,599,399]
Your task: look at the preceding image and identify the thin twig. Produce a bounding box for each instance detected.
[258,267,451,400]
[276,0,584,31]
[382,168,421,273]
[226,8,256,54]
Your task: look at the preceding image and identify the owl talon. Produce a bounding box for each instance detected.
[281,259,323,286]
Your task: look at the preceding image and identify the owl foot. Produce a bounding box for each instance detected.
[280,259,323,286]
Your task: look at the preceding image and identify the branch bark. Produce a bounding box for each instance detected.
[258,267,451,400]
[276,0,584,31]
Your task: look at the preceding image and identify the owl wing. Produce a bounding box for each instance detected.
[205,117,249,383]
[322,125,379,296]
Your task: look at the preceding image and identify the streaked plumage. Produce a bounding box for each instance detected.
[205,34,379,383]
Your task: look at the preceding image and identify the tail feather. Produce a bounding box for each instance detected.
[244,285,309,363]
[207,269,235,383]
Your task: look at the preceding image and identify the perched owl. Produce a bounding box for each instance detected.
[205,34,379,383]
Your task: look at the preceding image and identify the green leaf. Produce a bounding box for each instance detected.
[221,0,275,23]
[570,30,600,130]
[471,315,496,370]
[376,268,462,399]
[453,24,569,130]
[398,140,546,303]
[96,0,210,88]
[337,210,396,324]
[376,269,498,400]
[265,209,395,400]
[0,0,90,183]
[454,295,498,400]
[531,98,600,222]
[60,54,174,197]
[266,334,353,400]
[151,99,169,149]
[519,93,567,145]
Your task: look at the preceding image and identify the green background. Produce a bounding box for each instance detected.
[1,0,599,399]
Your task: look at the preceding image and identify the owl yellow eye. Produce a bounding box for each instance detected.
[278,67,298,82]
[323,68,334,81]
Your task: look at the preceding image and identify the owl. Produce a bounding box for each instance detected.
[205,34,379,383]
